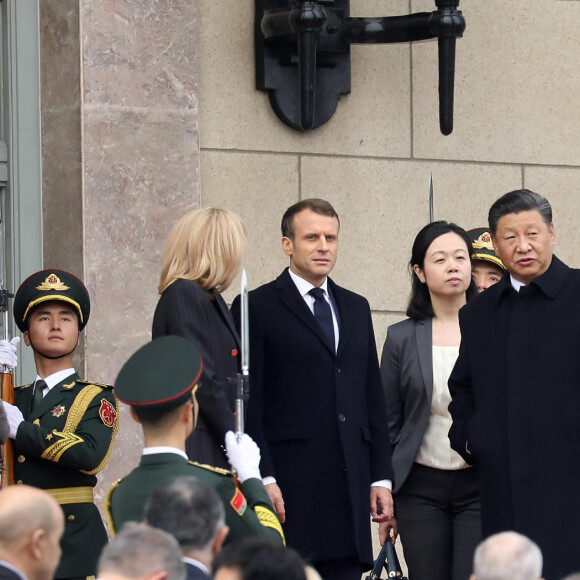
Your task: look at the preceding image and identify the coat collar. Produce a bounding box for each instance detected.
[211,288,240,349]
[495,254,569,304]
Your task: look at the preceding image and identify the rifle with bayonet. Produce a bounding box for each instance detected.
[235,268,250,442]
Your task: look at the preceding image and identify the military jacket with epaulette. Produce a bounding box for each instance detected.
[105,451,285,545]
[14,372,119,579]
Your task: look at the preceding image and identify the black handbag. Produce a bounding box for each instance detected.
[364,538,407,580]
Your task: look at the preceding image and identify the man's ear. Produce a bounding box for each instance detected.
[23,331,31,347]
[281,236,293,257]
[129,407,142,425]
[28,528,45,560]
[212,525,229,557]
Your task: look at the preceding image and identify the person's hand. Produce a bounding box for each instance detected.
[224,431,262,483]
[2,401,24,439]
[265,482,286,523]
[378,517,398,545]
[370,486,394,523]
[0,337,20,369]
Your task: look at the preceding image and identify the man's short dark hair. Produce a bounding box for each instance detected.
[281,199,340,240]
[212,537,306,580]
[144,476,225,552]
[488,189,552,235]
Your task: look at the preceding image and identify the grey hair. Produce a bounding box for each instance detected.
[98,522,186,580]
[488,189,552,235]
[145,476,225,552]
[473,531,542,580]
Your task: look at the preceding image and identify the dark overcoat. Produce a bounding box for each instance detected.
[232,269,392,567]
[448,256,580,580]
[152,278,240,468]
[13,373,119,579]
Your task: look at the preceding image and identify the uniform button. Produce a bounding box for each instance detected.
[338,414,346,423]
[17,455,25,463]
[68,515,75,521]
[16,480,23,485]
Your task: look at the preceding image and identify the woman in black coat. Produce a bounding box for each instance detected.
[380,221,480,580]
[152,207,246,468]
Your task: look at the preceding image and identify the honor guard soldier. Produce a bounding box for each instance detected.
[468,227,506,292]
[0,269,120,580]
[105,336,284,545]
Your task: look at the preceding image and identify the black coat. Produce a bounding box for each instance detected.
[152,278,240,468]
[449,256,580,580]
[232,269,392,567]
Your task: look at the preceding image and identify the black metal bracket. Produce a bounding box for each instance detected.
[255,0,465,133]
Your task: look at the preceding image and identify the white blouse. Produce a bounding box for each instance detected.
[415,345,469,470]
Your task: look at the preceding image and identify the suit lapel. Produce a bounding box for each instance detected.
[328,279,351,359]
[415,319,434,405]
[213,290,241,349]
[275,269,336,355]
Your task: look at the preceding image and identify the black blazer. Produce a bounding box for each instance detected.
[185,561,209,580]
[232,269,392,567]
[152,278,240,468]
[380,317,433,493]
[0,564,24,580]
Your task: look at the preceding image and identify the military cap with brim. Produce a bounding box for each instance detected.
[115,336,203,414]
[468,227,506,271]
[13,269,91,333]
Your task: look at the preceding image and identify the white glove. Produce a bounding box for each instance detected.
[0,337,20,369]
[225,431,262,483]
[2,401,24,439]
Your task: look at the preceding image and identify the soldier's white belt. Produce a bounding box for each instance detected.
[45,486,94,504]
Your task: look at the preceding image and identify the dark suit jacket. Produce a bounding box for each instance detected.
[380,318,433,493]
[0,563,25,580]
[185,561,209,580]
[448,256,580,580]
[13,373,119,579]
[232,269,392,567]
[152,278,240,468]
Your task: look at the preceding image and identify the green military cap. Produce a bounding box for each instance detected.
[115,336,203,414]
[13,269,91,333]
[468,227,506,271]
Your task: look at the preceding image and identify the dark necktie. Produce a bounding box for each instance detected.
[32,380,47,412]
[309,288,335,352]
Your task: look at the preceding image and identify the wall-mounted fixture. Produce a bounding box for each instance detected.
[255,0,465,133]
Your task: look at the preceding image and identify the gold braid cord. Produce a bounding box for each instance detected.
[254,505,286,544]
[41,385,114,473]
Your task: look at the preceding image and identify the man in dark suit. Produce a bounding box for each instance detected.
[0,484,65,580]
[145,476,230,580]
[232,199,394,580]
[449,189,580,580]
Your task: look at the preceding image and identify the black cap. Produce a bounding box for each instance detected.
[13,269,91,332]
[115,336,203,414]
[468,228,506,271]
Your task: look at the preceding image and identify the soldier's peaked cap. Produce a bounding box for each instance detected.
[468,227,506,271]
[115,336,203,413]
[13,269,91,332]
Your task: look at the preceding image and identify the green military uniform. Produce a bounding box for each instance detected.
[107,335,284,547]
[14,374,119,578]
[10,269,120,579]
[105,452,284,544]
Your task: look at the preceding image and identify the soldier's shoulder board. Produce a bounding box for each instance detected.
[15,383,33,390]
[77,379,114,390]
[188,461,233,477]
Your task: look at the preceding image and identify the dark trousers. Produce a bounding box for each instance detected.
[395,463,481,580]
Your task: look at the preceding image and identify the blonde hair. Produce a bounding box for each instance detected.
[158,208,246,294]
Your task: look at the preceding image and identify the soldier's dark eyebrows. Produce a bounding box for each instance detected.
[32,307,75,317]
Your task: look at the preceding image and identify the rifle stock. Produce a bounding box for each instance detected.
[1,368,14,487]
